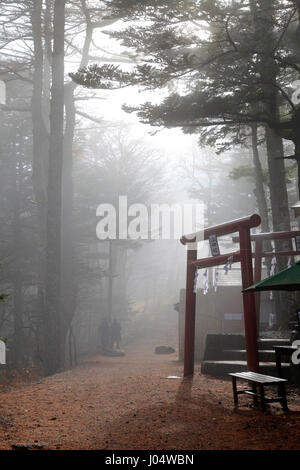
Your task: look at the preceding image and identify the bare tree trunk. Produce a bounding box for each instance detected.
[61,84,77,355]
[293,3,300,199]
[251,124,270,233]
[251,123,272,280]
[265,128,293,329]
[44,0,66,375]
[12,144,23,366]
[265,129,291,234]
[31,0,48,213]
[61,4,94,357]
[253,0,292,328]
[31,0,49,346]
[254,0,291,232]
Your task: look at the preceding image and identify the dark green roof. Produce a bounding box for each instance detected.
[244,261,300,292]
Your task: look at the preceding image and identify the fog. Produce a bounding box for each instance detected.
[0,1,298,380]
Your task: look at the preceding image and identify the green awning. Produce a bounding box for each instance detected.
[244,260,300,292]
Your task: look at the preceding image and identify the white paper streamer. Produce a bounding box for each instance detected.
[270,256,276,300]
[203,268,209,295]
[288,257,292,268]
[213,268,219,292]
[193,268,199,294]
[270,256,276,276]
[223,255,233,275]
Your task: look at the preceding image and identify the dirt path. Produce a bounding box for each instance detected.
[0,314,300,450]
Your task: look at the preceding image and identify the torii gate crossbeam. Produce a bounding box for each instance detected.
[233,230,300,326]
[181,214,261,377]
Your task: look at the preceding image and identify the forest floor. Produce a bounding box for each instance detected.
[0,312,300,450]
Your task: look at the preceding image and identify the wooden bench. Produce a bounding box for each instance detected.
[229,371,288,412]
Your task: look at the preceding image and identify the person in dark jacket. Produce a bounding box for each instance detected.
[111,318,121,349]
[98,317,111,350]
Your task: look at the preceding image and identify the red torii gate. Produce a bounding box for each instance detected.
[180,214,261,377]
[233,230,300,326]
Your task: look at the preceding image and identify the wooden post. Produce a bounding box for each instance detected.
[239,226,259,372]
[254,239,263,330]
[183,245,197,377]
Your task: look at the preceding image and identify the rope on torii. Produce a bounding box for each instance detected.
[193,254,233,295]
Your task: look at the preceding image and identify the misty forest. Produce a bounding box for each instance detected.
[0,0,300,453]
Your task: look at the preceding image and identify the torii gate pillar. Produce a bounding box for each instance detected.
[183,246,197,377]
[238,225,259,372]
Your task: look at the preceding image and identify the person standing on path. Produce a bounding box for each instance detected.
[98,317,111,350]
[111,318,122,350]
